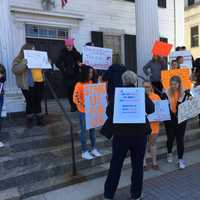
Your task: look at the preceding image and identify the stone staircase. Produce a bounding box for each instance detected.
[0,108,200,200]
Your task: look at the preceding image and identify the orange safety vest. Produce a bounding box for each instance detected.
[148,92,161,135]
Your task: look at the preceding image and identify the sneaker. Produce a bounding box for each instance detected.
[0,141,4,148]
[91,149,101,157]
[82,151,94,160]
[178,159,186,170]
[167,153,173,163]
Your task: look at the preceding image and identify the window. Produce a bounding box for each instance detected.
[188,0,195,6]
[25,24,68,40]
[191,26,199,48]
[158,0,166,8]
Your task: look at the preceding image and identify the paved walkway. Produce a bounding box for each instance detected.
[94,162,200,200]
[25,149,200,200]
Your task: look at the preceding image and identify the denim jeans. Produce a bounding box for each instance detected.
[79,112,96,153]
[0,95,4,132]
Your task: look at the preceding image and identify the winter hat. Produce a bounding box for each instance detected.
[64,38,75,46]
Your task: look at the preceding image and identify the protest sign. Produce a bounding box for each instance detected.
[178,97,200,124]
[83,46,112,70]
[170,50,193,69]
[152,41,173,57]
[148,100,171,122]
[24,50,52,69]
[191,85,200,97]
[161,68,192,90]
[113,88,145,124]
[84,83,107,130]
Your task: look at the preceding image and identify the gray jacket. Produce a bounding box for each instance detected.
[12,58,29,90]
[143,59,167,82]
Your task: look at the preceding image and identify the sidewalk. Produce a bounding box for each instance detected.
[25,149,200,200]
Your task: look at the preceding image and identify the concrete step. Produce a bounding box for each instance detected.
[1,127,199,177]
[0,188,20,200]
[18,138,200,199]
[0,128,200,195]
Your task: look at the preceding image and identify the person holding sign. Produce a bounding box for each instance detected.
[56,38,82,112]
[143,56,167,96]
[143,81,161,170]
[162,76,192,169]
[12,43,45,128]
[73,65,101,160]
[0,64,6,148]
[104,71,154,200]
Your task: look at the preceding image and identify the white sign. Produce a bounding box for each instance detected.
[24,50,52,69]
[148,100,171,122]
[113,88,145,124]
[178,97,200,124]
[83,46,112,70]
[169,50,193,69]
[191,85,200,97]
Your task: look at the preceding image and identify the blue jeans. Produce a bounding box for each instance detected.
[79,112,96,153]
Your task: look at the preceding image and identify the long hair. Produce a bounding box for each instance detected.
[79,65,97,83]
[168,75,182,97]
[15,43,35,61]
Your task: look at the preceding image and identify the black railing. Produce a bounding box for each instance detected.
[43,71,77,176]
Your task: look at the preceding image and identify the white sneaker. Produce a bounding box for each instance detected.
[82,151,94,160]
[178,159,186,170]
[167,153,173,163]
[91,149,101,157]
[0,141,4,148]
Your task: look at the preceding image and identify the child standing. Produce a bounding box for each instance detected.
[144,81,160,170]
[73,65,101,160]
[0,64,6,148]
[162,76,192,169]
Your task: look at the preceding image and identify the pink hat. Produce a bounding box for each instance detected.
[64,38,75,46]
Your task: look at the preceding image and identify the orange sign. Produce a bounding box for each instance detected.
[161,68,192,90]
[152,41,173,57]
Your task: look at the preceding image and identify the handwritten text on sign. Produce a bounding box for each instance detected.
[83,46,112,70]
[148,100,171,122]
[84,83,107,130]
[113,88,145,124]
[178,97,200,124]
[24,50,52,69]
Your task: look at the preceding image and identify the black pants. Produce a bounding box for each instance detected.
[22,82,44,115]
[152,81,163,96]
[104,134,147,199]
[165,118,187,159]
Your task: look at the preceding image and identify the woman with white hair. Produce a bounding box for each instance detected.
[104,70,155,200]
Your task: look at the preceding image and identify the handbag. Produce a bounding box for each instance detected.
[100,119,115,140]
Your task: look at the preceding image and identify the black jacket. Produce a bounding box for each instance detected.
[102,64,127,101]
[106,90,155,136]
[0,64,6,95]
[56,48,81,81]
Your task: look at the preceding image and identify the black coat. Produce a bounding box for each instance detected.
[102,64,127,101]
[56,48,81,83]
[106,90,155,137]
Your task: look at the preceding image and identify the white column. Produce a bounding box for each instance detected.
[135,0,159,78]
[175,0,184,47]
[0,0,18,94]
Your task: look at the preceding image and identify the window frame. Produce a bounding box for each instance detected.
[191,26,199,48]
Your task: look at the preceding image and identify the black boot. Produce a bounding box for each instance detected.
[26,116,34,129]
[36,115,45,126]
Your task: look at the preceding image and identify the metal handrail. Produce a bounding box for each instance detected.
[43,71,77,176]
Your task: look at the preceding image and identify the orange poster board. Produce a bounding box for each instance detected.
[152,41,173,57]
[161,68,192,90]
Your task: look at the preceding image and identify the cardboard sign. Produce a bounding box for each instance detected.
[152,41,173,57]
[191,85,200,97]
[24,50,52,69]
[84,83,107,129]
[161,68,192,90]
[178,97,200,124]
[170,50,193,69]
[148,100,171,122]
[83,46,112,70]
[113,88,145,124]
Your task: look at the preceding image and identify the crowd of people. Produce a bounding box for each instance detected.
[0,38,200,200]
